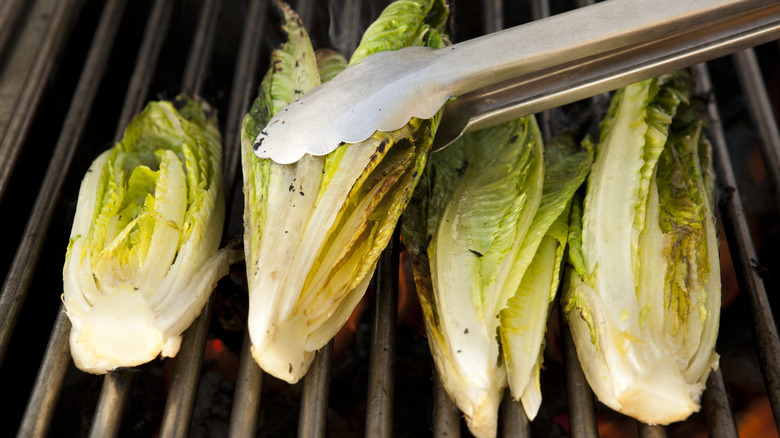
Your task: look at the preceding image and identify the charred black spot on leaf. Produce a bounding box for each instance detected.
[295,60,299,67]
[469,249,484,258]
[464,328,469,334]
[299,191,305,196]
[456,160,468,175]
[294,89,303,94]
[253,138,264,151]
[172,97,187,111]
[289,364,293,373]
[261,130,268,136]
[339,141,346,146]
[289,184,295,192]
[378,139,389,154]
[509,133,519,143]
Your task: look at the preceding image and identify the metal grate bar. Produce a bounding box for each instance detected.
[88,370,134,438]
[0,0,28,59]
[500,391,531,438]
[113,0,175,140]
[481,0,502,35]
[182,0,223,95]
[703,367,739,437]
[295,0,316,34]
[693,62,740,438]
[221,0,269,197]
[365,231,400,437]
[0,0,126,368]
[16,308,72,438]
[0,0,82,203]
[298,341,334,438]
[732,48,780,211]
[433,367,461,437]
[696,61,780,432]
[157,1,225,435]
[637,423,668,438]
[228,329,265,438]
[223,2,272,435]
[84,0,178,435]
[159,296,215,438]
[331,0,362,59]
[3,1,128,429]
[561,319,599,438]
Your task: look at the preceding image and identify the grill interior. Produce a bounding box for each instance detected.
[1,0,780,437]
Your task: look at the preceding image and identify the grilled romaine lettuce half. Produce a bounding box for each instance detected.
[562,71,720,424]
[402,118,592,438]
[241,0,448,384]
[63,95,236,374]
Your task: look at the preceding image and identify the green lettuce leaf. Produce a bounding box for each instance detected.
[562,71,720,425]
[242,0,448,383]
[63,95,237,374]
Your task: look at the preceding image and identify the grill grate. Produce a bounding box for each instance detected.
[1,0,779,437]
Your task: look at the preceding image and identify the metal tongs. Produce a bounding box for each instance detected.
[254,0,780,164]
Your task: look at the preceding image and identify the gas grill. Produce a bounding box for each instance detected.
[1,0,779,437]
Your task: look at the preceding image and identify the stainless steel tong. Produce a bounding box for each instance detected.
[254,0,780,164]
